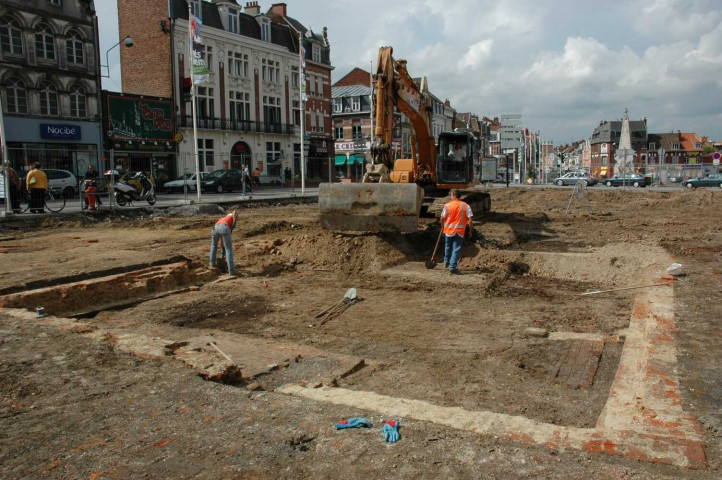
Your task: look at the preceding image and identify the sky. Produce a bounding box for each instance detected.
[96,0,722,145]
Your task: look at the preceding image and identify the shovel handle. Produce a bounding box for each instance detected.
[430,228,444,262]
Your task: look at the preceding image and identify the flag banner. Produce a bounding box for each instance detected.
[300,43,306,74]
[190,14,209,84]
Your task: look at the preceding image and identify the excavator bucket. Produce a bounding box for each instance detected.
[318,183,424,232]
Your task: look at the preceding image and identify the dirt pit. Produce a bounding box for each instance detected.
[1,188,720,478]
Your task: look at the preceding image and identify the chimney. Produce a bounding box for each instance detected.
[444,99,450,107]
[245,1,260,16]
[270,3,287,17]
[642,116,647,125]
[322,26,329,47]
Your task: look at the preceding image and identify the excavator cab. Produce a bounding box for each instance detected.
[436,132,476,186]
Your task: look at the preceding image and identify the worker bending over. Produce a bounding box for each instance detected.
[210,210,238,275]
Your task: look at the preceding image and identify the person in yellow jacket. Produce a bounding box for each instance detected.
[26,163,48,214]
[440,189,473,275]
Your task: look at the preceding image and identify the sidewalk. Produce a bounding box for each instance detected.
[1,186,319,220]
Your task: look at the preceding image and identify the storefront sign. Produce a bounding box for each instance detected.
[40,124,81,140]
[105,92,174,142]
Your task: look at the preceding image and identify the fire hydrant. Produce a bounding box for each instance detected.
[85,181,97,210]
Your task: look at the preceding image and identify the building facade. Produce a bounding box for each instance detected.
[0,0,102,176]
[589,117,647,179]
[117,0,333,183]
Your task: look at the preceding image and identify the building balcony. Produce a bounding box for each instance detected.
[177,115,296,135]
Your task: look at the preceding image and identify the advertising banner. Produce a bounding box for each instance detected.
[105,93,174,142]
[190,14,209,84]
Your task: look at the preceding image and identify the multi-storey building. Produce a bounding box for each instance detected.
[117,0,333,182]
[589,116,647,179]
[0,0,102,175]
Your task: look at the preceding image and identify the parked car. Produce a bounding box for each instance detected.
[603,173,651,188]
[684,173,722,189]
[554,171,598,186]
[201,169,243,193]
[163,172,210,193]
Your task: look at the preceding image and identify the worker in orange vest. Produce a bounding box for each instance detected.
[440,189,473,275]
[210,210,238,274]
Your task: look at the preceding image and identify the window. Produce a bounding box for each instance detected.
[351,97,360,112]
[312,43,320,62]
[316,77,323,97]
[291,66,299,87]
[197,86,215,118]
[197,138,214,169]
[262,95,281,125]
[334,126,343,140]
[199,45,213,72]
[5,78,27,114]
[229,90,250,123]
[261,58,279,83]
[671,143,680,150]
[352,125,362,139]
[310,112,316,132]
[0,16,23,55]
[292,100,301,126]
[190,0,201,18]
[333,98,342,113]
[694,143,701,149]
[648,142,656,150]
[66,30,84,65]
[35,24,55,61]
[69,85,86,117]
[228,51,248,77]
[265,142,281,176]
[260,17,271,42]
[227,8,239,34]
[317,111,324,133]
[39,82,58,115]
[601,155,608,166]
[308,75,315,95]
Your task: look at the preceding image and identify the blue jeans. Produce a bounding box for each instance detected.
[443,234,464,272]
[210,224,235,273]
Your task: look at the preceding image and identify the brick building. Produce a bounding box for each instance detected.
[0,0,103,177]
[589,116,648,179]
[117,0,333,182]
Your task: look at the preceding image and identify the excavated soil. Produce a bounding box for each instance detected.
[1,187,721,479]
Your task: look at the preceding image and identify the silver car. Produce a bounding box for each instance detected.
[45,169,79,198]
[554,171,597,186]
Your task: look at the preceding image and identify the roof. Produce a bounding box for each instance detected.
[591,119,647,144]
[333,67,371,87]
[648,132,701,152]
[168,0,297,52]
[332,85,371,98]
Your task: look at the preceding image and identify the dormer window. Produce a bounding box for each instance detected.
[332,98,341,113]
[261,17,271,42]
[227,8,239,34]
[671,143,680,150]
[190,0,201,18]
[351,97,360,112]
[694,143,701,149]
[312,43,320,62]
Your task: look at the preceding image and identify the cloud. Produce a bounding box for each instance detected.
[95,0,722,143]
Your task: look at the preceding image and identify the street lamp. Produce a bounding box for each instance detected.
[101,35,134,78]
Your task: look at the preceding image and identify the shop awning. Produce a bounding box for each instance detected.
[335,154,366,165]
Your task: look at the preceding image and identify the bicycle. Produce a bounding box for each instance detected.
[18,188,66,213]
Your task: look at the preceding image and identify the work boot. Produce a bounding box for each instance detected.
[449,269,460,275]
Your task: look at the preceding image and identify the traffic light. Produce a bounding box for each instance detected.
[182,77,191,102]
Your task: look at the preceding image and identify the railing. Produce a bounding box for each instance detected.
[177,116,295,135]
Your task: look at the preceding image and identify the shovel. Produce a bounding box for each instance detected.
[315,288,357,318]
[425,229,444,269]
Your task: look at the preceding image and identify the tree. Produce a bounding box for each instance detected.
[702,145,717,154]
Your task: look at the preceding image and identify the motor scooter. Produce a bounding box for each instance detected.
[113,172,156,206]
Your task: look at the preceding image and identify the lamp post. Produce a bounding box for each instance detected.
[101,36,134,79]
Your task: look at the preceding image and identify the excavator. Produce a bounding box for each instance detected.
[319,46,491,232]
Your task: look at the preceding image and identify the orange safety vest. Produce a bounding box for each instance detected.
[215,214,235,228]
[442,199,470,236]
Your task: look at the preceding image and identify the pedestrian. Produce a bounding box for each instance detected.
[242,165,252,193]
[1,161,22,213]
[252,167,261,186]
[84,164,98,180]
[440,189,473,275]
[26,163,48,214]
[210,210,238,275]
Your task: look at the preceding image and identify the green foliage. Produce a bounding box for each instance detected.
[702,145,717,154]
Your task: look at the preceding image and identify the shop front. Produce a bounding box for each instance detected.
[4,117,101,177]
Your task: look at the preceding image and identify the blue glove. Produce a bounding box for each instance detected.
[382,419,400,443]
[335,417,372,429]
